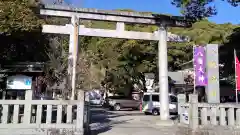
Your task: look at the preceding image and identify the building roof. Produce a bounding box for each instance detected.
[168,72,185,84]
[145,72,186,85]
[0,62,45,73]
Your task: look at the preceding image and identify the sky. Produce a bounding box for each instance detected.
[64,0,240,24]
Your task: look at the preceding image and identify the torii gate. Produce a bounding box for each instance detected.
[40,5,192,123]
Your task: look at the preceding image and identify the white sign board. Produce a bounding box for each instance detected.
[144,73,155,91]
[6,75,32,90]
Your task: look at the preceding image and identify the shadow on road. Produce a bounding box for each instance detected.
[90,108,137,135]
[89,107,179,135]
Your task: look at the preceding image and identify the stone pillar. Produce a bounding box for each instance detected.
[84,91,91,134]
[69,16,79,100]
[76,90,85,134]
[158,25,170,121]
[177,94,186,123]
[206,44,220,103]
[23,90,33,124]
[189,94,198,131]
[68,17,74,80]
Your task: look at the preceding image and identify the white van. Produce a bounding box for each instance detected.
[142,92,178,115]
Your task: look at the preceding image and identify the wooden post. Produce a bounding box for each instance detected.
[189,94,198,131]
[177,94,186,123]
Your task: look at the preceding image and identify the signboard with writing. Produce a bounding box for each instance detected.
[6,75,32,90]
[193,46,207,86]
[144,73,155,92]
[206,44,220,103]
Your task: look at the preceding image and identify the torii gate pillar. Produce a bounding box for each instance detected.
[158,25,170,121]
[68,16,79,100]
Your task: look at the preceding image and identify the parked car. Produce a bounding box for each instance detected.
[104,96,141,111]
[89,97,104,105]
[86,90,104,105]
[142,92,178,115]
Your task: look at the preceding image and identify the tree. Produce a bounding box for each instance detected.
[42,8,238,96]
[82,16,238,95]
[218,27,240,78]
[43,33,106,91]
[0,0,43,34]
[76,51,105,90]
[172,0,239,20]
[1,1,238,96]
[0,0,47,63]
[43,36,69,86]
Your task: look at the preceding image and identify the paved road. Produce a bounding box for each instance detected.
[89,105,240,135]
[89,107,186,135]
[89,107,240,135]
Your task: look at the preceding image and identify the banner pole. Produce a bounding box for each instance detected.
[234,49,238,104]
[193,45,196,94]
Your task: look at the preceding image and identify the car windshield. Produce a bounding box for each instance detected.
[170,95,177,102]
[143,95,150,101]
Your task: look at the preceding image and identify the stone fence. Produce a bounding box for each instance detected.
[178,94,240,134]
[0,90,89,135]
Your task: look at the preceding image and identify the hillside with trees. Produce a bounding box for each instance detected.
[79,19,239,95]
[0,0,239,96]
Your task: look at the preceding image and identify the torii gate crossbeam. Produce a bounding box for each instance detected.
[40,5,192,125]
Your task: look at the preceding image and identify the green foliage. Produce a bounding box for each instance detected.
[81,18,238,94]
[44,36,69,86]
[1,0,239,95]
[76,51,105,90]
[0,0,43,34]
[0,0,47,63]
[172,0,239,20]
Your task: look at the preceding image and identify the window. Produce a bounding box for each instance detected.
[143,95,150,101]
[152,95,159,102]
[170,96,177,102]
[108,96,125,99]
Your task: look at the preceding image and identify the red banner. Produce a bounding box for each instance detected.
[235,56,240,90]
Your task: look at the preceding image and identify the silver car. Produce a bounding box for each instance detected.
[142,92,178,115]
[104,96,141,111]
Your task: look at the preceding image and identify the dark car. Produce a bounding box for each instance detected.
[104,96,141,111]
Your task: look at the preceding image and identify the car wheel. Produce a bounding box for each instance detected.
[114,104,121,111]
[144,112,151,115]
[133,105,140,110]
[152,108,160,116]
[109,106,114,111]
[220,97,226,103]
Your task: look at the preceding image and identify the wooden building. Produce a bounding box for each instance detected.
[0,62,45,99]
